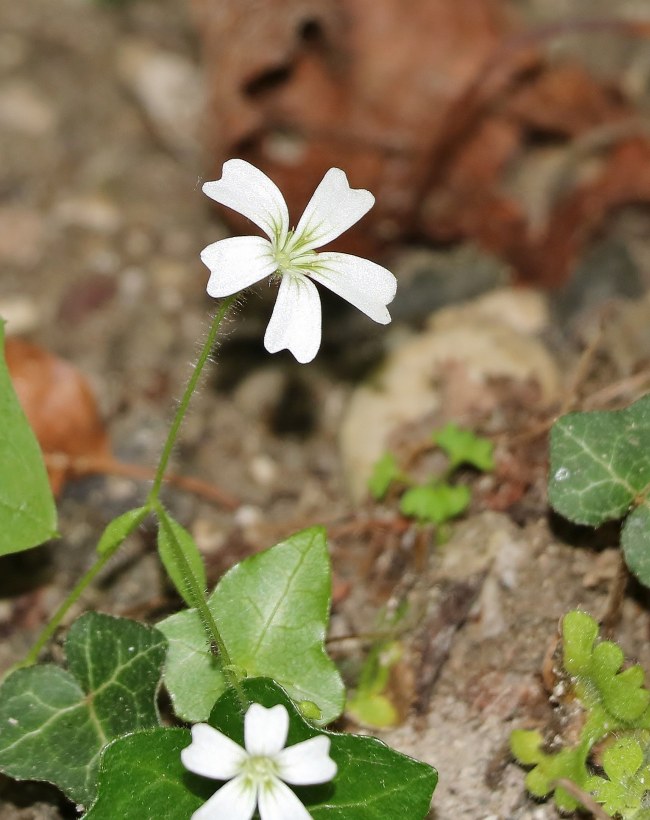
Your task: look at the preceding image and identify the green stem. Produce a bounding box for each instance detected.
[18,297,238,671]
[148,295,237,505]
[154,502,246,706]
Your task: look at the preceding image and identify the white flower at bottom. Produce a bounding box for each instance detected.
[181,702,336,820]
[201,159,397,364]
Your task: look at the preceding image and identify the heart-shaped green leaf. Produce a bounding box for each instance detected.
[0,321,57,555]
[158,527,344,724]
[0,612,166,806]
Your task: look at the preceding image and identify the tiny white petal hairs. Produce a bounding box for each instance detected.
[181,702,337,820]
[201,159,397,364]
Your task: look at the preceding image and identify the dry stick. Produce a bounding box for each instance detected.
[600,549,630,636]
[45,452,240,511]
[554,779,610,820]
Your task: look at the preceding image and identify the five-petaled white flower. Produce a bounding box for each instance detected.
[201,159,397,364]
[181,702,336,820]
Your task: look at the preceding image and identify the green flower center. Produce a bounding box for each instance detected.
[273,230,318,276]
[241,754,279,788]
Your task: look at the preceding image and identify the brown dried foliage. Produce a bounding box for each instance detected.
[192,0,650,286]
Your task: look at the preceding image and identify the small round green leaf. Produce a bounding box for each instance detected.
[622,504,650,588]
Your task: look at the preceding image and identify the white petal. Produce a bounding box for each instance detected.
[191,775,257,820]
[309,252,396,324]
[258,778,313,820]
[202,236,277,297]
[294,168,374,250]
[203,159,289,242]
[276,735,337,785]
[244,703,289,757]
[181,724,247,781]
[264,275,322,364]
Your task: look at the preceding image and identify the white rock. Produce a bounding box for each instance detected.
[340,288,559,501]
[116,39,203,156]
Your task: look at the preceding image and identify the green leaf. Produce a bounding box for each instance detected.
[0,612,166,806]
[368,452,400,500]
[548,395,650,526]
[83,728,211,819]
[562,610,650,731]
[347,640,402,729]
[432,423,494,472]
[96,507,148,556]
[622,505,650,587]
[86,678,437,820]
[0,321,57,555]
[158,527,345,725]
[510,730,591,812]
[586,736,650,818]
[156,509,207,607]
[400,483,470,524]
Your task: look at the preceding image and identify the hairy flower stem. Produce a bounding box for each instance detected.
[148,295,237,503]
[18,298,241,681]
[153,501,247,706]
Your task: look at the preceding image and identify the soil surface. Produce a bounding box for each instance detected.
[2,1,650,818]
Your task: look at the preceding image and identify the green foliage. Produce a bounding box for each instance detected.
[513,610,650,816]
[563,610,650,735]
[158,527,344,725]
[85,678,438,820]
[432,423,495,472]
[346,639,402,728]
[510,730,591,812]
[367,424,492,526]
[548,395,650,586]
[155,508,207,607]
[0,613,166,806]
[586,736,650,818]
[96,507,148,555]
[0,320,58,556]
[400,483,470,525]
[368,452,401,501]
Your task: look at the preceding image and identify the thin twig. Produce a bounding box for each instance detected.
[45,452,240,511]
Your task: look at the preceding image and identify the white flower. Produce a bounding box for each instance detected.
[181,702,337,820]
[201,159,397,363]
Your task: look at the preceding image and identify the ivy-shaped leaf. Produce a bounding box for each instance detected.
[548,395,650,527]
[85,678,438,820]
[158,527,344,725]
[0,320,58,556]
[622,505,650,589]
[510,730,591,813]
[400,483,470,525]
[0,612,166,806]
[432,423,494,472]
[586,736,650,818]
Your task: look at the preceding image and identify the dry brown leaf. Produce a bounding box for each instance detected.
[193,0,650,287]
[192,0,511,257]
[5,338,110,495]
